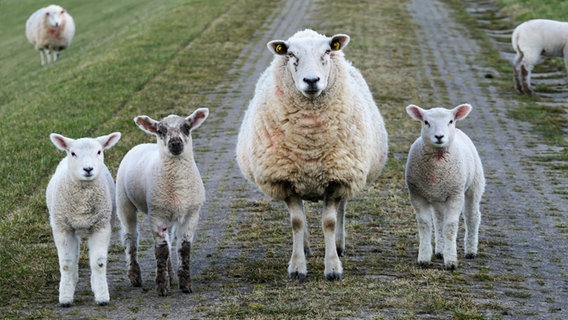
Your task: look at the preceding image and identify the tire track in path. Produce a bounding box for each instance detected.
[54,0,314,318]
[409,0,568,318]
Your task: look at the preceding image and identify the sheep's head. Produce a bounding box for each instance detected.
[134,108,209,157]
[44,5,66,28]
[50,132,121,182]
[406,104,472,148]
[268,29,350,98]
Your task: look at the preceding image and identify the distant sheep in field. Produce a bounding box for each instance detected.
[512,19,568,95]
[26,4,75,65]
[46,132,121,307]
[405,104,485,270]
[236,29,388,281]
[116,108,208,296]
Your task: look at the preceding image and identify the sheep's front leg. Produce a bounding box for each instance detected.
[175,211,200,293]
[436,198,463,270]
[285,195,307,280]
[322,196,342,281]
[152,219,171,296]
[87,226,111,306]
[410,194,434,266]
[53,229,80,307]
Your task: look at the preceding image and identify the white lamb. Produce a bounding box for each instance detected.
[405,104,485,270]
[26,4,76,65]
[116,108,209,296]
[46,132,121,307]
[236,29,388,281]
[512,19,568,95]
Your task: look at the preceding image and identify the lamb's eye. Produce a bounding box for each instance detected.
[424,120,430,127]
[181,124,191,136]
[325,49,331,55]
[157,125,167,136]
[97,150,102,155]
[449,120,454,125]
[71,152,76,157]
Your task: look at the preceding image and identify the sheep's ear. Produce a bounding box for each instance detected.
[330,34,350,51]
[453,104,472,121]
[406,104,424,121]
[134,116,159,135]
[186,108,209,130]
[50,133,73,152]
[98,132,121,150]
[267,40,288,55]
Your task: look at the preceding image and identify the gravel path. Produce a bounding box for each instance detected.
[409,0,568,318]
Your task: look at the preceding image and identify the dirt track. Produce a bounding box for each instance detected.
[49,0,568,318]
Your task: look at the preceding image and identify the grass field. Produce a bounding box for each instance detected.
[1,0,567,318]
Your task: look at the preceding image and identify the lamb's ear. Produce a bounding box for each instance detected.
[98,132,121,150]
[453,104,472,121]
[406,104,424,121]
[330,34,350,51]
[186,108,209,131]
[50,133,73,152]
[134,116,159,135]
[267,40,288,55]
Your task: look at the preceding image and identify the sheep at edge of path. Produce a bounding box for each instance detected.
[115,108,209,296]
[25,4,76,65]
[236,29,388,281]
[512,19,568,95]
[405,103,485,270]
[46,132,121,307]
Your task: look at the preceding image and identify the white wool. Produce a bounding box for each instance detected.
[46,132,121,307]
[25,4,76,65]
[405,104,485,270]
[236,29,388,280]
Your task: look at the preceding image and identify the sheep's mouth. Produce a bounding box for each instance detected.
[302,89,322,98]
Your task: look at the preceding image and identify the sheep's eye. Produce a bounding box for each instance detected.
[97,150,102,155]
[424,120,430,127]
[157,125,167,136]
[325,49,331,55]
[449,120,454,125]
[71,152,76,157]
[181,124,191,136]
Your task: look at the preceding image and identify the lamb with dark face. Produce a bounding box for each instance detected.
[115,108,209,296]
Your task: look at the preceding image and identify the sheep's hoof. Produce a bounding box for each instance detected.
[289,271,307,282]
[443,262,458,271]
[59,302,72,308]
[465,253,477,259]
[417,261,431,268]
[180,285,193,294]
[128,263,142,287]
[336,247,346,257]
[325,272,342,281]
[304,247,312,256]
[434,253,443,260]
[97,301,109,307]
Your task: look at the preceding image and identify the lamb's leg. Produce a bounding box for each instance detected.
[152,219,171,296]
[175,211,200,293]
[410,194,434,266]
[322,195,343,281]
[87,226,111,306]
[513,54,524,93]
[463,188,482,259]
[40,50,47,66]
[436,197,464,270]
[433,208,444,259]
[520,63,533,95]
[117,200,141,287]
[53,229,79,307]
[335,199,347,257]
[285,195,307,280]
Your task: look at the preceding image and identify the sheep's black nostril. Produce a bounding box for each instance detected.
[84,167,94,174]
[303,77,320,85]
[168,138,184,155]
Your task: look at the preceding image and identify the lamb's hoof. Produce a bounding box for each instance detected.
[97,301,109,307]
[180,285,193,294]
[325,272,342,281]
[304,247,311,256]
[156,284,170,297]
[418,261,431,268]
[59,302,72,308]
[434,253,443,260]
[336,247,346,257]
[288,271,307,282]
[128,264,142,287]
[443,262,458,271]
[465,253,477,259]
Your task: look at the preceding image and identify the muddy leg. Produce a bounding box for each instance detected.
[520,64,533,95]
[155,242,170,296]
[178,240,192,293]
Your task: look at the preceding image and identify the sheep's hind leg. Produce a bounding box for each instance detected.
[335,199,347,257]
[118,204,142,287]
[463,189,482,259]
[520,64,533,95]
[285,195,308,281]
[322,196,343,281]
[87,226,111,306]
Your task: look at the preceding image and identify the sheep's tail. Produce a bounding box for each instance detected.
[511,27,524,65]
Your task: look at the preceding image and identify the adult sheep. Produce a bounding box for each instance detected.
[25,4,75,65]
[405,104,485,270]
[236,29,388,281]
[512,19,568,95]
[116,108,208,296]
[46,132,121,307]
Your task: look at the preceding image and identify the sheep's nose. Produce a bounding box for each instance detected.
[303,77,320,86]
[434,135,444,142]
[83,167,94,174]
[168,138,184,155]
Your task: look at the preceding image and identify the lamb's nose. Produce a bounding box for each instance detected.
[435,135,444,142]
[303,77,320,85]
[84,167,93,174]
